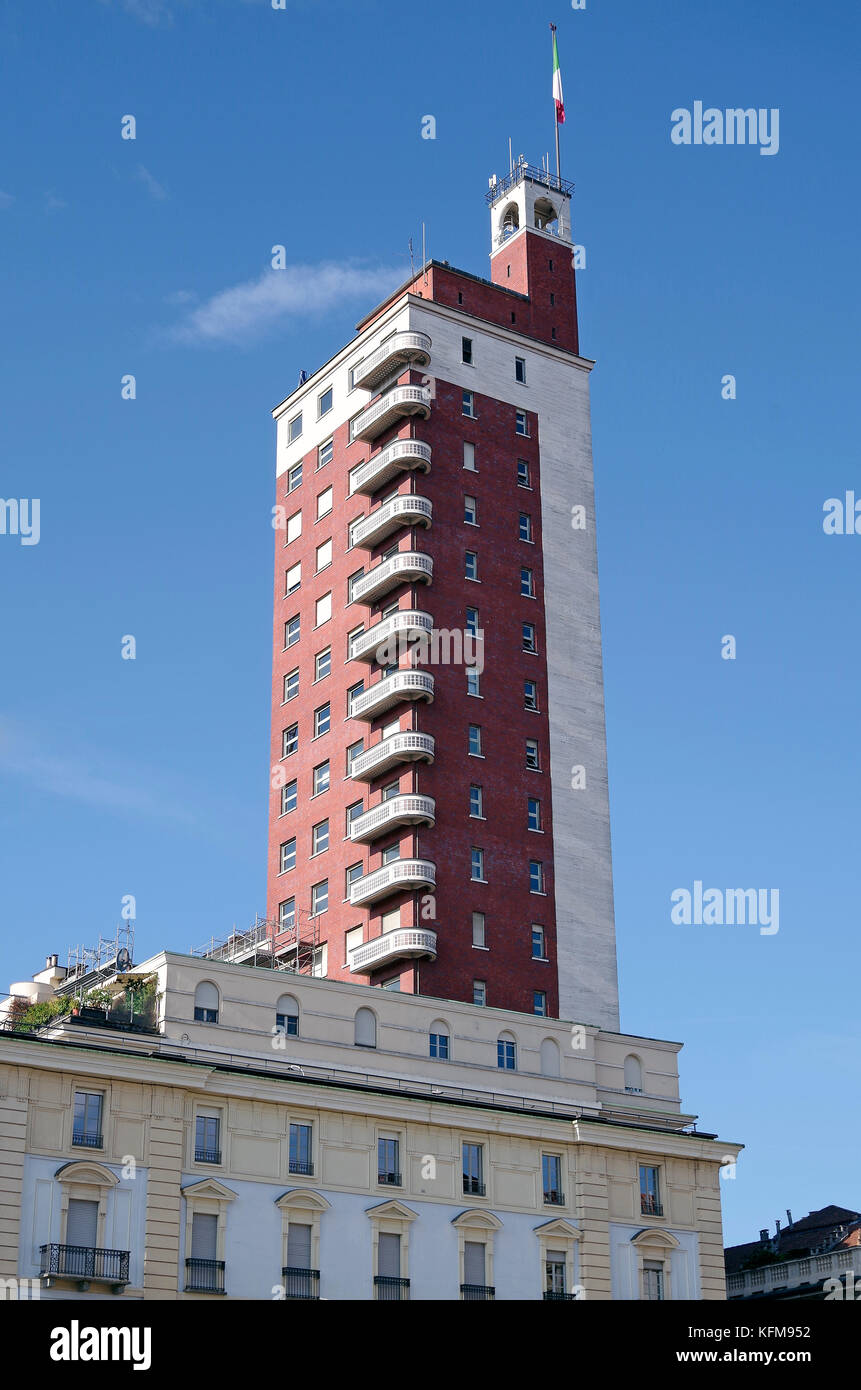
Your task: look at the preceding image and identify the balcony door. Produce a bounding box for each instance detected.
[66,1198,98,1248]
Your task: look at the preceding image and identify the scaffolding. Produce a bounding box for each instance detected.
[191,912,320,976]
[61,924,135,997]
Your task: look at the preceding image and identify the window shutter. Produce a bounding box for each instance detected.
[287,1222,312,1269]
[463,1240,486,1285]
[66,1198,98,1248]
[377,1232,400,1278]
[190,1212,218,1261]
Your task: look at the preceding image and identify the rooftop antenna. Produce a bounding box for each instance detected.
[409,236,414,279]
[508,137,513,174]
[422,222,428,283]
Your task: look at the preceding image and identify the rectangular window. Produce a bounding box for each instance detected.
[315,647,331,681]
[429,1031,449,1059]
[289,1122,313,1176]
[465,606,479,636]
[463,1142,485,1195]
[515,409,529,436]
[285,562,301,596]
[195,1114,221,1164]
[517,459,530,488]
[315,592,332,626]
[515,356,526,383]
[464,1241,486,1290]
[468,724,482,757]
[521,568,535,597]
[462,390,475,418]
[463,441,476,472]
[470,847,485,881]
[313,760,330,796]
[347,568,364,602]
[528,796,542,830]
[531,924,545,958]
[461,336,473,364]
[288,412,302,442]
[529,860,544,893]
[378,1136,401,1186]
[345,862,364,894]
[287,462,302,492]
[346,799,364,831]
[286,510,302,544]
[314,703,331,737]
[523,622,537,653]
[316,538,333,572]
[472,911,486,948]
[643,1261,665,1301]
[469,785,483,818]
[526,739,540,770]
[278,897,295,929]
[317,486,333,519]
[524,680,539,711]
[497,1038,516,1070]
[546,1252,567,1296]
[282,724,299,758]
[381,845,400,866]
[346,739,364,773]
[284,615,300,648]
[281,779,297,815]
[312,819,329,854]
[377,1232,402,1282]
[465,551,478,581]
[467,668,481,697]
[311,880,328,915]
[72,1092,103,1148]
[519,513,533,542]
[533,990,547,1016]
[317,436,334,469]
[639,1165,662,1216]
[280,838,296,873]
[318,387,333,418]
[347,681,364,716]
[464,495,477,526]
[473,980,486,1007]
[283,668,299,703]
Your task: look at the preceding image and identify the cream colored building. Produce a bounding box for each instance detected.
[0,948,740,1301]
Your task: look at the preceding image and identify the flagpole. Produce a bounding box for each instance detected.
[550,23,560,185]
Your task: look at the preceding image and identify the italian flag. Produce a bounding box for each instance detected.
[552,30,565,124]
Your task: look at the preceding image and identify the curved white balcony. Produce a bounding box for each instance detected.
[349,859,436,907]
[349,794,436,844]
[351,551,432,605]
[352,440,432,496]
[352,332,432,393]
[348,928,438,975]
[351,671,434,722]
[350,610,434,664]
[351,386,431,444]
[351,731,435,782]
[352,495,432,550]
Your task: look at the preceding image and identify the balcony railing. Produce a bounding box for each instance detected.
[350,671,434,722]
[544,1190,566,1206]
[350,731,434,782]
[351,439,432,496]
[348,928,438,974]
[72,1131,103,1149]
[349,610,433,664]
[543,1290,577,1301]
[289,1159,314,1176]
[461,1284,495,1301]
[349,794,436,844]
[351,386,431,443]
[352,332,432,392]
[195,1148,222,1164]
[727,1248,861,1299]
[349,860,436,908]
[463,1177,486,1197]
[378,1171,402,1187]
[351,551,433,605]
[40,1243,130,1287]
[281,1266,320,1300]
[185,1258,226,1294]
[351,495,433,550]
[640,1194,663,1217]
[374,1275,410,1301]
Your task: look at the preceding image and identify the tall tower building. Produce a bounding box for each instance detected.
[267,158,619,1031]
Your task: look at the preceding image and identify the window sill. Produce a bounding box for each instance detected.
[472,944,490,951]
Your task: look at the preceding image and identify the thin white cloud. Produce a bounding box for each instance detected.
[0,191,14,209]
[98,0,175,25]
[136,164,168,201]
[44,191,67,213]
[164,288,197,305]
[169,261,402,346]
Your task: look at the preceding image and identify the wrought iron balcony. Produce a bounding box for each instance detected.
[351,495,433,550]
[348,928,438,974]
[195,1148,222,1165]
[351,551,433,605]
[352,439,431,496]
[461,1284,495,1301]
[350,731,435,782]
[544,1190,566,1206]
[289,1159,314,1176]
[463,1176,486,1197]
[352,332,432,392]
[349,610,433,664]
[72,1131,103,1149]
[351,385,431,444]
[374,1275,410,1301]
[40,1243,130,1289]
[543,1290,577,1301]
[640,1194,663,1217]
[350,671,434,722]
[185,1258,226,1293]
[349,794,435,844]
[348,859,436,908]
[377,1171,402,1187]
[281,1266,320,1300]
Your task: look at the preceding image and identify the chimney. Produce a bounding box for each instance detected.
[786,1209,793,1228]
[759,1229,769,1242]
[46,954,58,969]
[775,1220,781,1237]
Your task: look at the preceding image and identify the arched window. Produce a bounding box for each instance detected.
[193,981,219,1025]
[497,1031,516,1071]
[624,1054,643,1094]
[429,1021,450,1060]
[533,197,559,233]
[540,1037,560,1078]
[354,1007,377,1049]
[501,202,520,239]
[276,994,299,1038]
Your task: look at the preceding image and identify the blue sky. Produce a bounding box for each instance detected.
[1,0,858,1247]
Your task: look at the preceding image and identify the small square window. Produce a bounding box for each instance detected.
[519,513,533,542]
[523,622,537,653]
[497,1038,516,1070]
[470,847,485,881]
[346,862,364,893]
[462,337,473,365]
[288,412,303,443]
[281,779,297,815]
[284,615,300,648]
[464,495,478,526]
[317,486,333,520]
[465,551,478,582]
[317,437,334,470]
[469,784,483,818]
[468,724,482,757]
[473,981,486,1007]
[313,761,330,796]
[282,724,299,758]
[316,592,332,626]
[515,357,526,384]
[280,838,296,873]
[318,387,333,418]
[283,668,299,702]
[310,880,329,915]
[346,800,364,832]
[524,680,539,711]
[381,845,400,866]
[287,462,303,493]
[521,568,535,598]
[312,819,329,854]
[346,739,364,773]
[315,647,331,681]
[279,897,295,929]
[314,703,331,737]
[286,510,302,544]
[533,991,547,1017]
[316,538,333,572]
[526,739,540,770]
[472,910,486,948]
[462,390,475,418]
[285,562,301,595]
[528,797,542,831]
[429,1031,449,1059]
[463,441,476,472]
[347,681,365,716]
[517,459,531,488]
[531,925,545,959]
[529,860,544,893]
[515,410,529,437]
